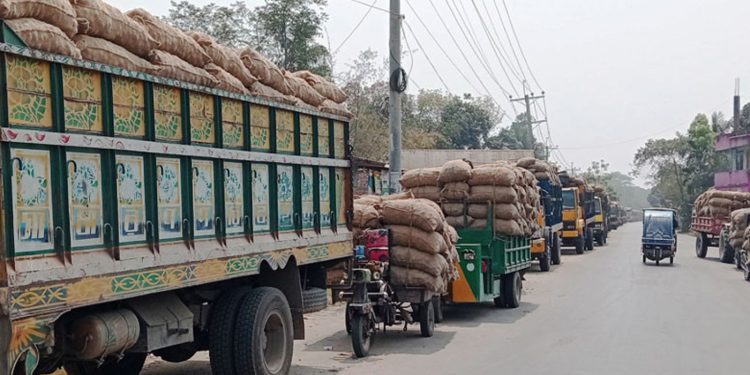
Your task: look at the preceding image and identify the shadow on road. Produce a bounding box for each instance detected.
[439,302,539,328]
[143,359,347,375]
[302,328,456,361]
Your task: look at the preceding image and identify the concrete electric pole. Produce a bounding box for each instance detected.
[510,92,548,159]
[734,78,741,131]
[388,0,403,194]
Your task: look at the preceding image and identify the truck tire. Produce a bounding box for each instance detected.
[736,251,744,270]
[502,272,522,308]
[64,354,147,375]
[432,296,444,323]
[419,300,435,337]
[351,314,372,358]
[209,287,252,375]
[719,237,735,264]
[595,233,604,247]
[302,287,328,314]
[585,228,594,251]
[695,233,708,258]
[233,287,294,375]
[155,343,197,363]
[551,234,561,265]
[539,251,551,272]
[575,235,584,255]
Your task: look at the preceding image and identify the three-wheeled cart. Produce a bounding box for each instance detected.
[642,208,678,265]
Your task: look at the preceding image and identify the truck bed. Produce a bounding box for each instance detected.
[691,216,727,236]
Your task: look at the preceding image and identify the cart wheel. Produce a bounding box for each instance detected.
[551,234,562,265]
[670,256,674,264]
[419,300,435,338]
[656,259,660,266]
[345,302,353,335]
[502,272,522,308]
[642,255,646,264]
[433,296,444,323]
[695,234,708,258]
[351,315,372,358]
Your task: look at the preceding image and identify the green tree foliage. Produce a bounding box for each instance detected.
[485,114,547,159]
[165,0,332,76]
[439,97,494,149]
[633,114,723,225]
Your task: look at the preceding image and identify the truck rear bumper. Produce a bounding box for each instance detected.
[562,230,579,238]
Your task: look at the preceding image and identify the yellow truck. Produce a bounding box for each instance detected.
[560,179,595,254]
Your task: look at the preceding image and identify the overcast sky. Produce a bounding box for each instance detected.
[109,0,750,185]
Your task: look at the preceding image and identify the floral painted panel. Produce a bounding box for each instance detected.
[116,155,146,243]
[276,110,295,154]
[67,152,103,248]
[334,121,346,159]
[192,160,215,237]
[62,66,103,133]
[224,162,244,235]
[190,92,215,144]
[300,115,313,156]
[319,168,331,227]
[154,85,182,142]
[277,165,294,232]
[318,120,330,157]
[6,56,53,128]
[10,148,53,254]
[251,164,270,233]
[250,104,270,151]
[301,167,314,229]
[336,169,346,227]
[156,158,182,241]
[113,76,146,138]
[222,99,244,149]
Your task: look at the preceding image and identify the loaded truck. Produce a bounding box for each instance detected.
[0,27,353,375]
[609,202,622,230]
[531,178,563,271]
[560,175,595,254]
[591,192,609,246]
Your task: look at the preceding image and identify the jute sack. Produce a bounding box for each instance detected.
[293,70,347,103]
[400,167,441,189]
[439,160,472,183]
[250,82,295,104]
[239,48,291,95]
[446,215,472,229]
[72,0,157,58]
[74,35,156,73]
[708,206,731,218]
[353,203,380,229]
[126,8,210,68]
[410,186,441,201]
[443,223,458,244]
[441,182,470,200]
[284,70,326,107]
[388,225,446,254]
[389,265,445,293]
[6,19,81,58]
[468,204,488,219]
[189,32,257,88]
[0,0,77,37]
[469,219,488,229]
[382,191,415,201]
[355,195,383,206]
[730,238,744,250]
[380,199,443,233]
[205,63,250,95]
[516,157,536,169]
[708,197,733,208]
[148,50,217,87]
[469,186,518,203]
[390,246,449,277]
[495,219,524,236]
[441,203,465,217]
[319,99,353,118]
[468,166,517,186]
[495,203,523,220]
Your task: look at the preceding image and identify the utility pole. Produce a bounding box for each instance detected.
[510,92,548,159]
[734,78,741,131]
[388,0,403,194]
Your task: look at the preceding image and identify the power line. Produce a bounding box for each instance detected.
[344,0,394,15]
[405,0,507,116]
[488,0,529,90]
[470,0,525,86]
[402,20,451,92]
[334,0,378,55]
[502,0,544,91]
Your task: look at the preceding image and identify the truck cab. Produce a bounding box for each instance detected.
[592,196,608,246]
[561,186,594,254]
[531,179,563,271]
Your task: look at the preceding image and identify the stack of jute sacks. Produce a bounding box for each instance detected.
[516,157,561,186]
[0,0,350,117]
[401,159,542,237]
[693,189,750,219]
[352,194,459,293]
[729,208,750,251]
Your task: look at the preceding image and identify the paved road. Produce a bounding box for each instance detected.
[143,223,749,375]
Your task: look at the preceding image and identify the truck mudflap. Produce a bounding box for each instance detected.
[451,244,482,303]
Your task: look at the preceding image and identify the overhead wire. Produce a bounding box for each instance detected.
[334,0,378,55]
[502,0,544,91]
[469,0,526,87]
[402,20,451,92]
[488,0,529,91]
[344,0,393,15]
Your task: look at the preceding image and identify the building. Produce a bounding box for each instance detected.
[352,157,389,196]
[714,133,750,191]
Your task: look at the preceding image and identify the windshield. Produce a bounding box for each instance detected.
[644,215,673,236]
[562,190,576,208]
[594,199,602,214]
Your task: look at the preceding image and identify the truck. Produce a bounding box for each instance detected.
[560,176,595,254]
[609,202,622,230]
[0,27,353,375]
[591,191,609,246]
[449,204,532,308]
[531,179,563,271]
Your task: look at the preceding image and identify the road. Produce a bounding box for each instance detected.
[142,223,749,375]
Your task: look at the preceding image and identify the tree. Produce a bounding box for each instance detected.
[486,114,547,159]
[165,0,332,77]
[439,98,494,149]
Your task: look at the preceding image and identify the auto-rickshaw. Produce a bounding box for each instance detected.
[642,208,678,265]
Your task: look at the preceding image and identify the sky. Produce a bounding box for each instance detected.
[109,0,750,186]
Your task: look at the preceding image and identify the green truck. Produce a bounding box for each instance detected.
[0,26,352,375]
[449,204,532,308]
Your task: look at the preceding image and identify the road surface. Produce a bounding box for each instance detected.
[143,223,749,375]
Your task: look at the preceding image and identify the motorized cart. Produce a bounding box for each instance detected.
[642,208,678,265]
[344,229,443,358]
